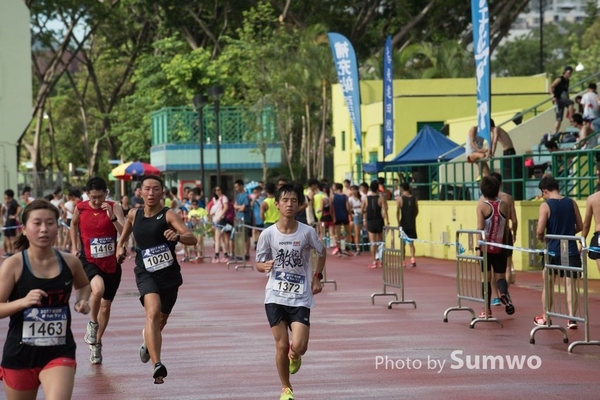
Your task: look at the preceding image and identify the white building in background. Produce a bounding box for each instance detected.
[508,0,599,40]
[0,1,31,192]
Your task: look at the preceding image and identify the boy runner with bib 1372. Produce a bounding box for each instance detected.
[256,183,326,400]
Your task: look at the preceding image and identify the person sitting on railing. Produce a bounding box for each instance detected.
[466,125,490,179]
[570,113,593,149]
[490,119,515,158]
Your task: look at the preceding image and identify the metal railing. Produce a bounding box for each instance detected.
[151,105,277,145]
[18,171,66,199]
[529,234,600,353]
[370,226,416,309]
[443,229,503,328]
[226,218,254,270]
[437,71,600,161]
[378,147,599,201]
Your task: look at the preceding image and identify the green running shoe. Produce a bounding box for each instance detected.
[289,355,302,374]
[280,387,295,400]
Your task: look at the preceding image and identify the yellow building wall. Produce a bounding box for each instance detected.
[332,76,550,184]
[389,199,600,280]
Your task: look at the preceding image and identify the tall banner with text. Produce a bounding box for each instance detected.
[328,33,362,149]
[383,35,394,157]
[471,0,491,146]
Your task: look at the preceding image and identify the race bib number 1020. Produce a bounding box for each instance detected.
[142,244,174,272]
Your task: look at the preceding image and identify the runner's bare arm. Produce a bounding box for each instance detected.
[70,207,80,254]
[165,209,197,246]
[64,253,91,314]
[536,203,550,241]
[582,197,594,238]
[573,199,583,234]
[0,257,47,318]
[105,202,125,235]
[116,211,135,259]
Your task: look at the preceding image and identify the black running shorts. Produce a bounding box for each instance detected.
[366,219,384,234]
[589,232,600,260]
[546,255,581,279]
[82,260,122,302]
[134,265,182,314]
[482,252,508,274]
[265,303,310,328]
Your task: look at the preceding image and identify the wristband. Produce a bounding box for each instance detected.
[111,216,118,222]
[314,272,323,280]
[176,233,181,242]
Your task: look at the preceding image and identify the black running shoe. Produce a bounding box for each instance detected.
[153,362,168,384]
[500,293,515,315]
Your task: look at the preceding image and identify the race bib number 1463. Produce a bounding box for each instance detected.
[22,306,67,346]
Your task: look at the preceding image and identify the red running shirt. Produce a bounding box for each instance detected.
[76,200,118,273]
[483,199,506,255]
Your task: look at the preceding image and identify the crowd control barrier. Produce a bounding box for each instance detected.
[371,227,416,309]
[311,244,337,290]
[443,229,502,328]
[227,218,253,271]
[529,234,600,352]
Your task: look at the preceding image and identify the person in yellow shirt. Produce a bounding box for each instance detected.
[185,199,208,261]
[309,179,324,222]
[261,182,280,228]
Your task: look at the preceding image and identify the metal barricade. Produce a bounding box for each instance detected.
[311,242,337,290]
[371,227,416,309]
[443,229,502,328]
[227,218,254,270]
[530,235,600,352]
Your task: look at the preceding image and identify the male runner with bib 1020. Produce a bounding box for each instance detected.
[116,175,196,384]
[256,183,326,400]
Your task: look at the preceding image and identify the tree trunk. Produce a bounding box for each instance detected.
[31,106,44,173]
[301,115,308,179]
[45,101,62,173]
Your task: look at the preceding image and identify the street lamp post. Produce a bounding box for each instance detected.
[192,94,208,203]
[208,85,224,188]
[539,0,544,74]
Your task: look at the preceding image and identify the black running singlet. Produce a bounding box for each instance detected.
[1,250,76,369]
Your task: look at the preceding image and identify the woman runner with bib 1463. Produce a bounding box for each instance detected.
[0,199,91,400]
[116,175,196,384]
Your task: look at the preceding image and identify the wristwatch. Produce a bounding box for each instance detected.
[314,272,323,280]
[110,216,118,222]
[176,233,181,242]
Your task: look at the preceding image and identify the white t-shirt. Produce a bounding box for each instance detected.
[348,196,362,216]
[64,201,75,219]
[210,195,228,223]
[581,91,599,120]
[256,222,325,308]
[50,198,64,216]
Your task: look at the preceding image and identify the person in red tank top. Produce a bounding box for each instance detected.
[70,177,125,365]
[476,176,514,318]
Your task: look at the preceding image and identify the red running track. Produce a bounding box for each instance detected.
[1,251,600,399]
